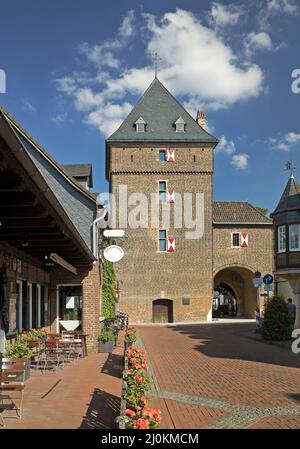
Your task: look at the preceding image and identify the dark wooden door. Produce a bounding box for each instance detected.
[153,299,173,323]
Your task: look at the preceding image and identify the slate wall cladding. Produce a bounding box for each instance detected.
[16,130,96,251]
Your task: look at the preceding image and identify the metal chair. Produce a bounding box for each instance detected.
[0,358,27,426]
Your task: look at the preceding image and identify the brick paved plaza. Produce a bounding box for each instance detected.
[0,338,124,429]
[1,323,300,429]
[137,322,300,429]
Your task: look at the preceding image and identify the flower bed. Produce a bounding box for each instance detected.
[120,345,162,429]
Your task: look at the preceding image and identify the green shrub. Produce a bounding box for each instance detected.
[4,337,33,359]
[98,329,115,343]
[262,296,293,341]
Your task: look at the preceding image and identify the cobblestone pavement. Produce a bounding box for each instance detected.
[137,323,300,429]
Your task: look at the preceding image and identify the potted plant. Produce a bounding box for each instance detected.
[98,329,115,353]
[2,337,33,380]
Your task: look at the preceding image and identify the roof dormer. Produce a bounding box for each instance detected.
[135,117,146,133]
[175,116,186,132]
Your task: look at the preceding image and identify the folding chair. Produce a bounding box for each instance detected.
[0,358,27,426]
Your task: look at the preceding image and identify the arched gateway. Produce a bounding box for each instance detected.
[213,266,257,319]
[152,299,173,323]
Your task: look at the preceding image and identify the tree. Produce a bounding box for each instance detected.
[262,296,293,341]
[255,206,268,217]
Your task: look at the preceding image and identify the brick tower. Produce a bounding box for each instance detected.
[106,78,218,323]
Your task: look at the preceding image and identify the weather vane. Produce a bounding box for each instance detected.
[284,161,296,178]
[152,52,161,78]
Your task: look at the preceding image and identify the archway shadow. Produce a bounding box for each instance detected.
[80,388,120,429]
[101,353,124,378]
[166,323,300,369]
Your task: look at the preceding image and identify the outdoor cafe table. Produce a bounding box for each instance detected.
[59,331,89,357]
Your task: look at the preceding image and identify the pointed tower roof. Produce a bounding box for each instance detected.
[272,176,300,215]
[107,78,218,143]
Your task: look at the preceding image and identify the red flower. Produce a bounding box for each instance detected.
[134,418,150,429]
[125,409,136,418]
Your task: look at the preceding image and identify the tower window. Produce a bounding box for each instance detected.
[159,230,167,252]
[159,150,166,162]
[135,117,146,133]
[158,181,167,202]
[278,225,286,253]
[289,224,300,251]
[232,233,241,248]
[131,155,133,162]
[175,117,186,132]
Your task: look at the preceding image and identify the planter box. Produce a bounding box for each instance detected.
[98,340,114,353]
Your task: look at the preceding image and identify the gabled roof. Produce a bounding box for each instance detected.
[0,106,97,257]
[213,202,273,225]
[62,163,93,188]
[107,78,218,143]
[272,176,300,215]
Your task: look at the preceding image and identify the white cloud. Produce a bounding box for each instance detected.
[210,2,243,27]
[77,10,135,69]
[21,98,36,113]
[245,32,273,57]
[215,135,236,155]
[85,102,132,136]
[269,132,300,151]
[51,112,68,124]
[119,9,135,38]
[56,8,265,136]
[258,0,299,29]
[231,154,249,170]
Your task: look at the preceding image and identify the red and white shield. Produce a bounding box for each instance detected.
[167,189,175,203]
[166,149,175,162]
[167,238,175,252]
[241,232,249,248]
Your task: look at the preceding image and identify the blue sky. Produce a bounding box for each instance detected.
[1,0,300,213]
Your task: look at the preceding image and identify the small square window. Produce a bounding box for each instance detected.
[136,123,145,133]
[159,230,167,252]
[159,150,166,162]
[232,233,240,247]
[159,181,167,202]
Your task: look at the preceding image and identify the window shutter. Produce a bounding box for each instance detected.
[167,189,175,203]
[241,232,249,248]
[166,149,175,162]
[167,238,175,252]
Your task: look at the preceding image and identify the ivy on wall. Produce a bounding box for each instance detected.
[102,238,116,319]
[0,264,10,334]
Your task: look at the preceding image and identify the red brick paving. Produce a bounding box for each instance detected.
[0,335,125,429]
[249,415,300,429]
[137,323,300,429]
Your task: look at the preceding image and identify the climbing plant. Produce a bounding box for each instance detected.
[0,264,10,334]
[102,237,116,319]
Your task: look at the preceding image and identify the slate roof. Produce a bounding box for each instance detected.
[272,176,300,215]
[107,78,218,143]
[62,163,93,187]
[213,202,273,224]
[0,106,97,255]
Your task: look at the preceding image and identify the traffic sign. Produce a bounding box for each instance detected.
[252,278,263,288]
[264,284,273,293]
[263,274,274,285]
[253,271,262,279]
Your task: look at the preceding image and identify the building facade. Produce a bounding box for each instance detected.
[0,107,102,350]
[106,78,274,323]
[272,175,300,329]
